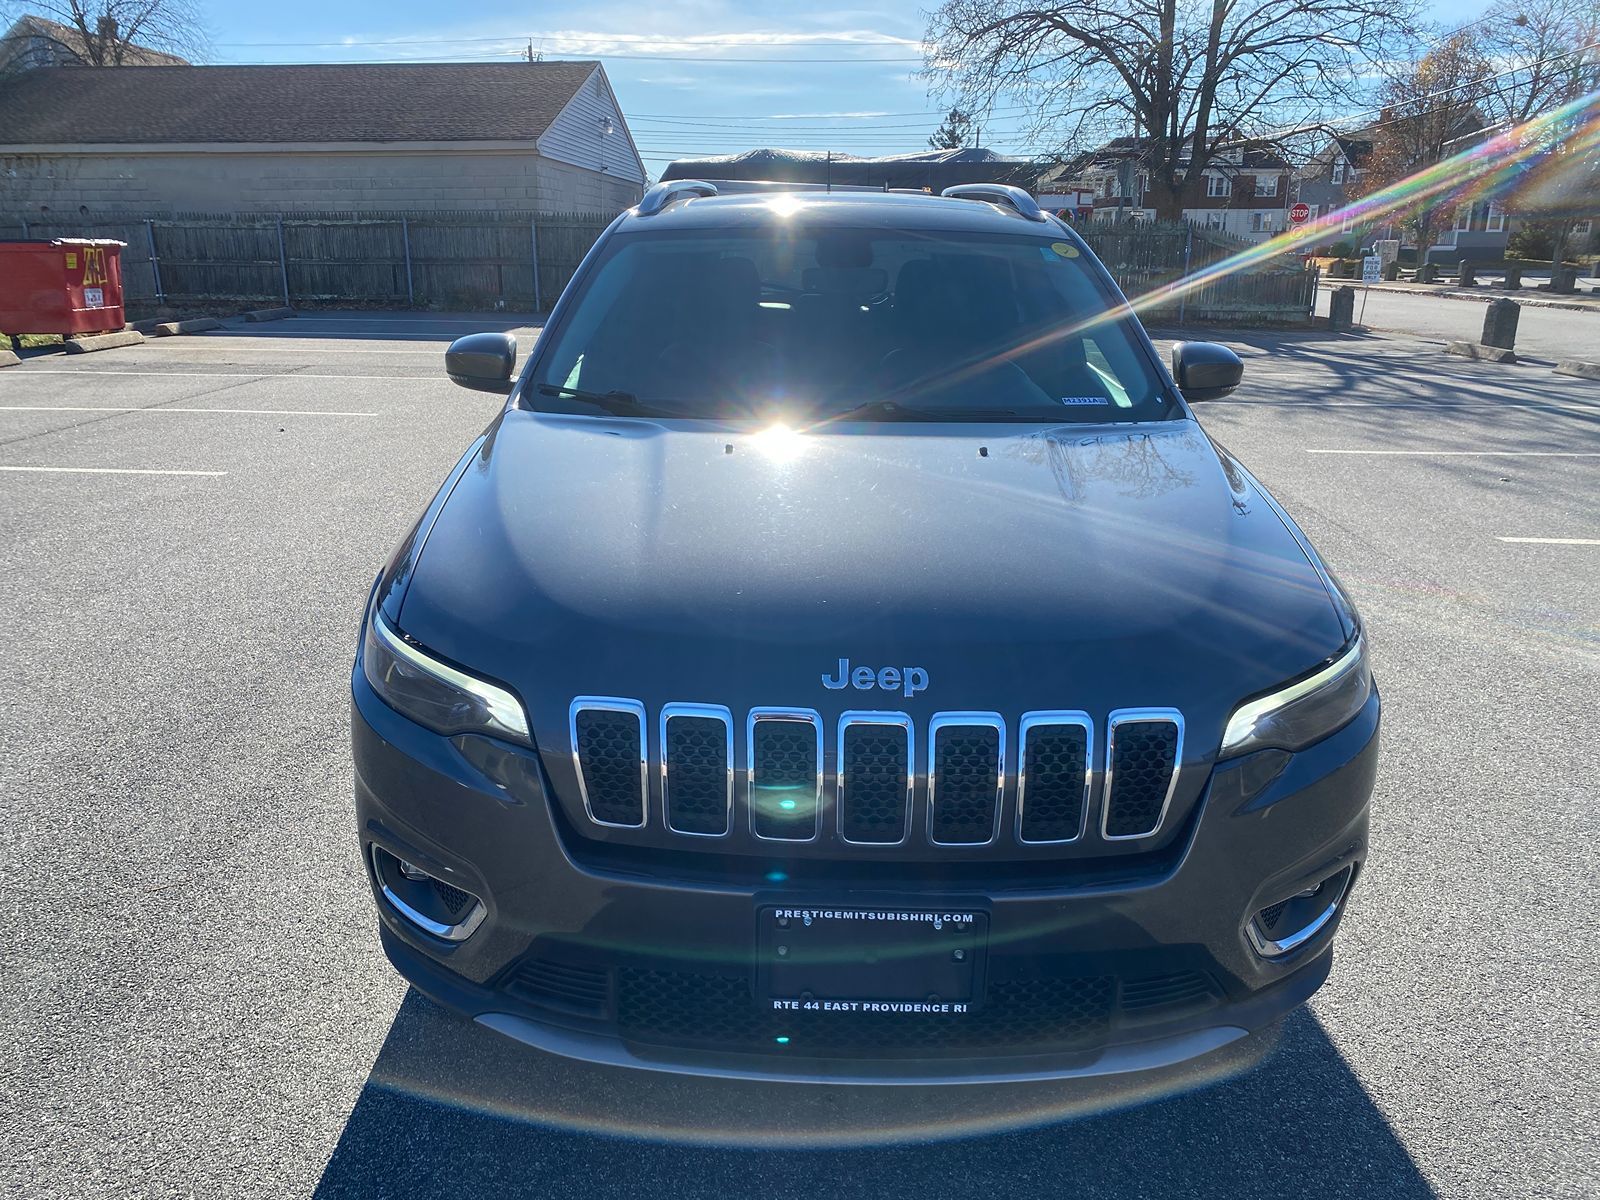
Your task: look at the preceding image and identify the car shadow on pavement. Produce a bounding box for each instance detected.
[312,990,1436,1199]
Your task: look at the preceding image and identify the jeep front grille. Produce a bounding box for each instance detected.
[927,714,1004,845]
[570,699,647,828]
[1017,712,1093,843]
[837,713,913,844]
[660,704,733,836]
[568,700,1185,850]
[1103,711,1184,840]
[747,709,822,841]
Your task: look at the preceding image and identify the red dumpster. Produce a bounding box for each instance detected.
[0,238,128,336]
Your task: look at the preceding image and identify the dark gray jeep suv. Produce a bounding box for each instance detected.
[352,181,1378,1082]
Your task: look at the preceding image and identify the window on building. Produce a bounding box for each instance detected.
[1207,174,1232,197]
[1574,219,1594,236]
[1486,202,1505,233]
[1332,159,1346,185]
[1205,211,1226,229]
[1341,213,1356,233]
[1455,204,1473,231]
[1308,204,1320,219]
[1256,175,1278,197]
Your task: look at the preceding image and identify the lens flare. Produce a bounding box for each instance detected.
[748,422,807,461]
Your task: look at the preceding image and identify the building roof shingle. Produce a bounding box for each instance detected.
[0,61,601,145]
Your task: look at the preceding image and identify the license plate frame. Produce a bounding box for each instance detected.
[757,905,989,1017]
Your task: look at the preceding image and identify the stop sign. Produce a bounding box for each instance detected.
[1289,202,1311,225]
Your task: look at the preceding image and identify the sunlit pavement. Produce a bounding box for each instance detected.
[1310,282,1600,357]
[1,311,1596,1199]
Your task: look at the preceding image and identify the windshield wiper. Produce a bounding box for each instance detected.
[535,384,692,418]
[828,399,1021,422]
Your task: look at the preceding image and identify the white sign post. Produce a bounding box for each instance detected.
[1359,255,1382,325]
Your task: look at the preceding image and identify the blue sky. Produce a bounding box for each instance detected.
[197,0,1484,179]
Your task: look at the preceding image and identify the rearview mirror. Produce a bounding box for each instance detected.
[445,332,517,394]
[1171,341,1243,402]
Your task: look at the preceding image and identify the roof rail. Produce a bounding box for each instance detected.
[940,183,1046,222]
[636,179,719,216]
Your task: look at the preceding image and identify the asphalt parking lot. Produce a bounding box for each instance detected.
[2,310,1597,1199]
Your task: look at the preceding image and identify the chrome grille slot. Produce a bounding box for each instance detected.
[927,713,1004,845]
[1103,710,1183,840]
[837,712,913,845]
[661,703,733,837]
[747,709,822,841]
[570,698,647,828]
[1017,712,1093,844]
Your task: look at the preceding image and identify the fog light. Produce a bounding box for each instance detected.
[370,846,487,942]
[1247,865,1354,959]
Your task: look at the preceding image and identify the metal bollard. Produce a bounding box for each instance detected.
[1481,298,1519,350]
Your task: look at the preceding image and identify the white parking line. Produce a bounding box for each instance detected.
[0,465,226,477]
[288,316,527,325]
[180,344,447,354]
[1497,537,1600,545]
[13,369,438,382]
[0,405,377,417]
[1212,401,1600,411]
[1306,449,1600,456]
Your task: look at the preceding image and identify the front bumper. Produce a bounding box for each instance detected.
[351,672,1378,1084]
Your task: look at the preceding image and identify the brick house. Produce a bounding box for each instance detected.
[0,62,647,218]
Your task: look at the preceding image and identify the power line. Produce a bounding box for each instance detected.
[211,34,922,49]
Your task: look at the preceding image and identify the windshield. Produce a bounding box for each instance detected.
[528,223,1175,423]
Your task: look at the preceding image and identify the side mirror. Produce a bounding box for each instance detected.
[445,332,517,394]
[1171,341,1243,402]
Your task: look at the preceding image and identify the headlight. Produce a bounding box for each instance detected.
[361,610,530,745]
[1220,634,1371,758]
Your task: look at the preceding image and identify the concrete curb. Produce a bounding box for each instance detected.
[244,306,296,323]
[1358,282,1600,312]
[150,318,224,337]
[0,349,19,368]
[1445,341,1517,364]
[1555,359,1600,381]
[63,330,145,354]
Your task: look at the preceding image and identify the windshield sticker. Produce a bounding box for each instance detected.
[1049,241,1081,258]
[1059,396,1109,405]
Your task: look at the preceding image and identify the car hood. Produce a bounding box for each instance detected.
[398,411,1346,758]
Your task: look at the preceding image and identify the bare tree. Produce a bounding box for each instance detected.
[1345,33,1491,256]
[924,0,1423,220]
[1472,0,1600,268]
[4,0,206,66]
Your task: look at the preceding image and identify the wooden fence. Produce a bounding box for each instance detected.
[0,211,1314,323]
[0,210,613,311]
